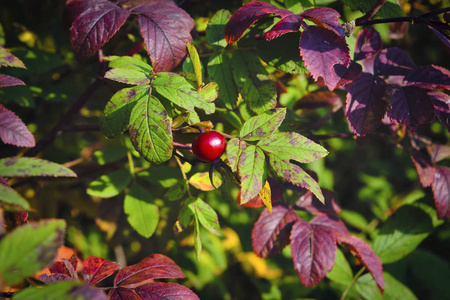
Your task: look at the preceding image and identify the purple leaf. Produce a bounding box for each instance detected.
[429,91,450,133]
[83,256,121,286]
[432,165,450,219]
[264,14,303,41]
[0,75,25,88]
[295,189,341,215]
[109,287,140,300]
[114,254,185,287]
[410,150,435,187]
[334,60,363,89]
[70,1,130,58]
[135,282,200,300]
[354,27,382,61]
[345,72,388,135]
[310,214,349,236]
[0,104,35,147]
[300,26,350,91]
[132,2,194,72]
[293,91,341,110]
[428,143,450,163]
[386,85,435,131]
[64,0,100,26]
[403,65,450,90]
[336,234,384,293]
[224,1,293,44]
[38,273,72,284]
[252,204,299,258]
[290,218,336,287]
[47,256,78,279]
[300,7,345,37]
[427,25,450,49]
[374,48,416,76]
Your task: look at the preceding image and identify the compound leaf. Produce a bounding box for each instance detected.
[226,138,247,172]
[240,108,286,141]
[403,65,450,90]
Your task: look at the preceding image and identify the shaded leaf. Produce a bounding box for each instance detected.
[48,256,78,279]
[427,25,450,50]
[206,9,231,51]
[238,177,282,208]
[0,45,26,68]
[189,197,220,236]
[135,282,199,300]
[432,165,450,219]
[231,50,277,114]
[153,72,215,114]
[0,184,30,211]
[300,26,350,90]
[427,142,450,163]
[240,108,286,141]
[373,205,434,264]
[336,234,384,293]
[207,53,238,109]
[164,179,188,201]
[198,82,219,103]
[100,85,149,139]
[83,256,120,286]
[106,55,153,73]
[129,95,173,163]
[0,220,65,286]
[290,218,336,287]
[386,85,435,131]
[70,1,130,58]
[13,281,107,300]
[300,7,345,37]
[326,248,353,286]
[355,272,417,300]
[310,214,349,236]
[226,138,247,172]
[124,184,159,238]
[238,145,267,204]
[131,3,194,72]
[374,47,415,76]
[0,104,35,147]
[341,0,404,19]
[38,273,72,284]
[295,189,341,215]
[0,157,76,177]
[108,287,140,300]
[252,204,298,258]
[114,254,185,287]
[0,75,25,88]
[429,91,450,132]
[345,72,388,135]
[403,65,450,90]
[293,91,341,110]
[410,150,435,187]
[87,169,132,198]
[354,27,382,61]
[264,14,303,40]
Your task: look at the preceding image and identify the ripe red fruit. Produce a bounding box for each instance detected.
[192,131,226,162]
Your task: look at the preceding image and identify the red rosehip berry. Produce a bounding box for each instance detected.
[192,131,226,162]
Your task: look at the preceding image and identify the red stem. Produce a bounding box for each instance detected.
[355,0,386,25]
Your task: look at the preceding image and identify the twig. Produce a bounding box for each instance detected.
[355,0,386,25]
[340,267,366,300]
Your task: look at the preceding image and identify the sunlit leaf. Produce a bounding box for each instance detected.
[0,157,76,177]
[240,108,286,141]
[238,145,267,204]
[206,9,231,50]
[87,169,132,198]
[207,53,238,109]
[83,256,120,286]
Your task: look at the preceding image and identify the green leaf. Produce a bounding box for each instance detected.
[100,84,149,139]
[0,46,26,68]
[258,132,328,163]
[240,108,286,141]
[0,184,30,211]
[373,205,434,264]
[198,82,219,103]
[153,72,215,114]
[124,184,159,238]
[326,248,353,286]
[0,157,76,177]
[0,220,65,286]
[355,272,417,300]
[257,32,307,74]
[238,145,267,204]
[231,50,277,114]
[104,68,151,85]
[129,94,173,163]
[87,169,132,198]
[193,213,202,259]
[226,138,247,172]
[93,145,128,165]
[0,85,34,107]
[341,0,404,18]
[190,198,220,236]
[206,9,231,50]
[177,197,195,231]
[216,108,242,130]
[12,281,106,300]
[165,179,188,201]
[207,53,238,110]
[268,153,324,202]
[106,55,153,73]
[186,42,202,87]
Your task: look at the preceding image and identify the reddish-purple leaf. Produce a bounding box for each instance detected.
[403,65,450,90]
[70,1,130,58]
[0,104,35,147]
[410,150,435,187]
[427,25,450,50]
[354,27,382,61]
[70,284,108,300]
[252,204,299,258]
[295,189,341,215]
[48,256,78,279]
[310,214,349,236]
[334,60,363,89]
[64,0,100,26]
[386,85,435,131]
[432,165,450,219]
[38,273,72,284]
[293,91,341,110]
[290,219,336,287]
[135,282,200,300]
[264,14,303,41]
[224,1,293,44]
[429,91,450,133]
[0,75,25,88]
[114,254,184,287]
[345,72,388,135]
[0,45,26,68]
[83,256,121,286]
[131,3,194,72]
[374,48,416,76]
[336,234,384,293]
[109,287,140,300]
[300,7,345,37]
[0,177,8,186]
[428,143,450,163]
[300,26,350,91]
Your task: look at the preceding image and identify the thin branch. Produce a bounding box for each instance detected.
[355,0,386,25]
[341,267,366,300]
